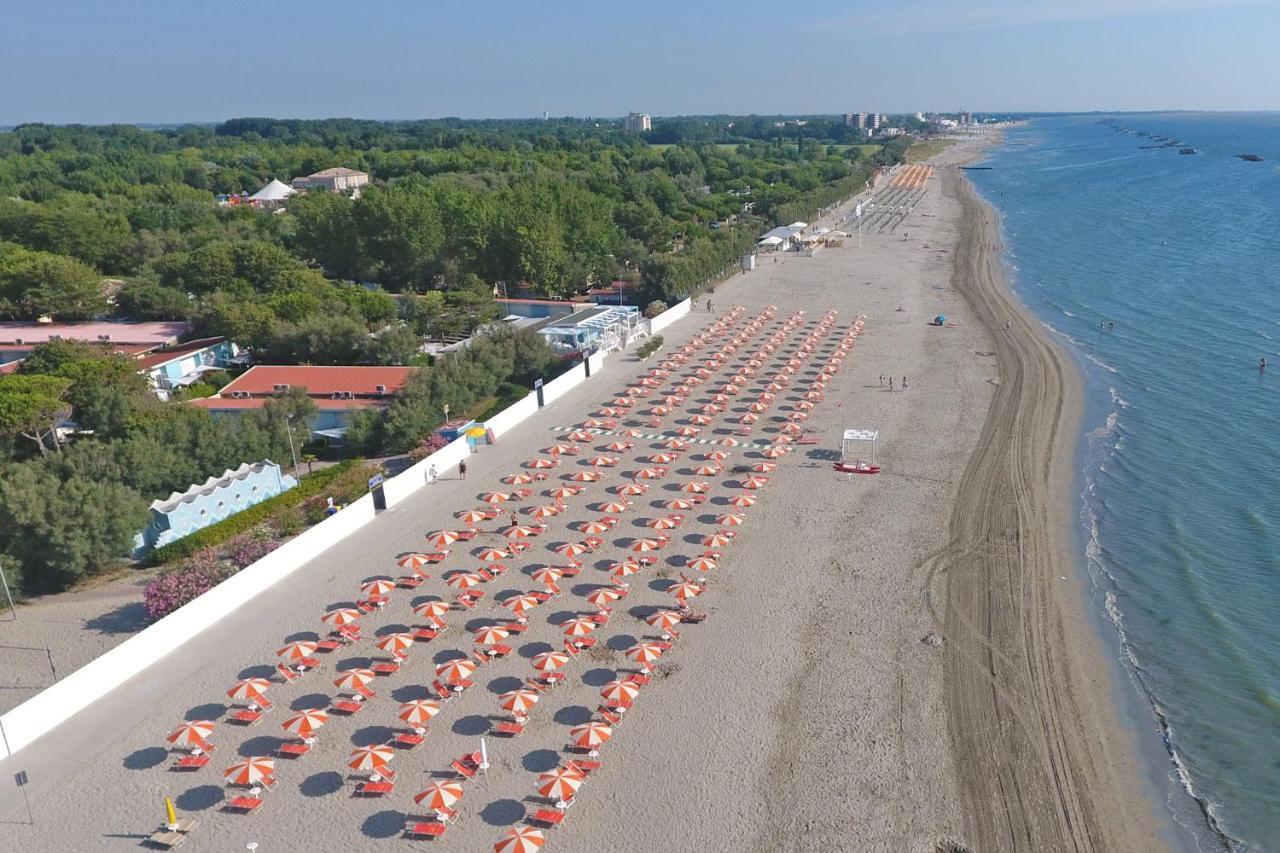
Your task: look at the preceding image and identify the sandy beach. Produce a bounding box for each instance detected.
[0,137,1162,852]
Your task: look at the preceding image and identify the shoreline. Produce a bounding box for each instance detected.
[937,155,1166,850]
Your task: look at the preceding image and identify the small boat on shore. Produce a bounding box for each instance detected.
[834,461,880,475]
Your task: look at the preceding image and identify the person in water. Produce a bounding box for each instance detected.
[1260,357,1267,370]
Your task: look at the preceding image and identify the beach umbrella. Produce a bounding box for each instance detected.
[547,442,578,456]
[604,441,632,452]
[586,455,619,468]
[481,492,513,504]
[670,580,703,600]
[503,473,536,485]
[647,610,684,632]
[741,475,769,489]
[577,519,612,536]
[556,542,590,560]
[399,699,441,728]
[610,397,633,407]
[281,709,328,738]
[690,414,713,426]
[456,509,492,526]
[630,538,663,553]
[664,498,696,510]
[167,720,215,747]
[375,633,415,657]
[728,494,756,508]
[547,485,582,500]
[527,457,557,470]
[582,418,615,429]
[647,516,680,530]
[474,626,511,645]
[674,426,700,437]
[397,553,434,572]
[599,499,631,514]
[414,600,451,622]
[703,531,734,548]
[276,640,319,661]
[531,651,571,673]
[498,688,540,717]
[569,470,600,482]
[561,617,598,637]
[694,464,721,476]
[348,744,395,772]
[415,779,465,810]
[708,450,730,461]
[635,467,666,480]
[427,530,461,548]
[687,554,718,572]
[648,453,678,465]
[600,679,641,705]
[477,547,511,562]
[530,567,565,586]
[446,572,484,590]
[503,593,541,616]
[361,579,397,598]
[537,767,585,802]
[626,643,665,667]
[224,757,275,786]
[321,607,361,627]
[495,826,546,853]
[716,437,740,447]
[620,428,645,438]
[227,678,271,702]
[586,587,623,608]
[504,524,540,539]
[663,438,689,450]
[752,462,778,474]
[680,481,710,494]
[718,513,746,527]
[597,407,625,418]
[333,668,375,691]
[570,721,613,751]
[566,430,595,442]
[763,446,788,459]
[615,483,647,496]
[740,414,759,426]
[436,658,478,684]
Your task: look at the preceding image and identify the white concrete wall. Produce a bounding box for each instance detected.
[648,298,692,335]
[381,436,470,507]
[484,392,539,439]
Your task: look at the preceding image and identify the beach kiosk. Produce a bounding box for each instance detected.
[835,428,880,474]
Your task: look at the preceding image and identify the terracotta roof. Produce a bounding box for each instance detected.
[0,321,189,347]
[188,397,388,412]
[218,365,413,397]
[134,337,227,370]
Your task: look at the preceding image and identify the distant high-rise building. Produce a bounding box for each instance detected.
[856,112,868,130]
[624,112,652,132]
[960,111,973,125]
[843,113,855,126]
[871,113,881,130]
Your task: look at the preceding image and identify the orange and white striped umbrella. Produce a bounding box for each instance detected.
[167,720,215,746]
[375,633,414,656]
[600,679,641,705]
[708,450,730,462]
[647,516,679,530]
[547,443,577,456]
[477,547,510,562]
[663,438,689,451]
[399,699,441,727]
[634,467,666,480]
[597,407,625,418]
[740,413,759,425]
[398,553,434,571]
[670,580,703,600]
[690,414,713,426]
[348,744,395,772]
[763,445,789,459]
[586,587,622,608]
[599,500,631,514]
[694,464,721,476]
[547,485,582,500]
[680,481,710,493]
[499,688,540,716]
[456,509,491,526]
[503,472,535,485]
[523,505,559,522]
[527,458,557,470]
[703,531,734,547]
[282,709,328,738]
[481,492,513,504]
[529,566,564,587]
[557,542,590,559]
[322,607,361,626]
[717,437,740,447]
[616,483,648,496]
[333,668,375,691]
[586,455,619,468]
[582,417,615,429]
[504,524,540,539]
[630,538,663,553]
[277,640,319,661]
[674,426,700,437]
[436,658,478,684]
[728,493,756,508]
[503,593,541,616]
[361,579,396,598]
[577,519,612,536]
[227,678,271,702]
[447,572,484,589]
[537,766,585,801]
[565,430,595,442]
[648,453,678,465]
[686,554,718,572]
[604,441,632,452]
[415,779,465,810]
[741,475,769,489]
[626,643,665,666]
[752,462,778,473]
[495,826,546,853]
[647,610,684,632]
[414,600,451,622]
[717,513,746,527]
[531,650,571,672]
[225,756,275,786]
[664,498,696,510]
[561,617,598,637]
[474,626,510,645]
[570,721,613,750]
[569,470,600,482]
[427,530,461,548]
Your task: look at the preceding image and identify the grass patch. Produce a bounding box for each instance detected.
[907,139,956,163]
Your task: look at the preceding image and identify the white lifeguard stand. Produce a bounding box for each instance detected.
[841,428,879,463]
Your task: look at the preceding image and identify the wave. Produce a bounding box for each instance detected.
[1083,351,1119,374]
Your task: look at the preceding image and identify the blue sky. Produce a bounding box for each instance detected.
[3,0,1278,124]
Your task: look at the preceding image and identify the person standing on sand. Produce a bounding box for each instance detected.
[427,463,437,485]
[902,376,908,389]
[889,377,894,390]
[458,460,467,480]
[879,374,885,386]
[510,511,518,529]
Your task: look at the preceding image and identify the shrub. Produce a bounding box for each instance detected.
[636,335,664,360]
[644,300,668,319]
[226,533,281,569]
[408,434,449,463]
[143,554,237,621]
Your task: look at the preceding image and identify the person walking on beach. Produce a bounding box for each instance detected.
[510,510,518,529]
[879,374,885,386]
[706,299,713,314]
[458,460,467,480]
[902,376,908,390]
[427,463,437,485]
[888,377,894,390]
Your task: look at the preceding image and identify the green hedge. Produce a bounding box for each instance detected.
[147,460,361,565]
[636,335,664,360]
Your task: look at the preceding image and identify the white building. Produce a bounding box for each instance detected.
[291,167,370,195]
[624,112,652,132]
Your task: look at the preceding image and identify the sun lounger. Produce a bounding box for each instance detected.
[589,613,609,625]
[413,627,440,641]
[394,732,425,748]
[372,661,401,675]
[598,709,622,725]
[276,741,311,758]
[455,594,480,609]
[148,829,186,848]
[397,576,424,589]
[529,590,553,603]
[331,700,363,715]
[570,636,597,650]
[625,674,651,686]
[275,662,302,683]
[426,551,449,563]
[502,622,527,633]
[223,796,263,813]
[483,644,513,659]
[431,680,454,701]
[531,808,565,828]
[405,820,447,839]
[230,709,262,725]
[680,612,707,623]
[494,721,524,737]
[450,760,476,780]
[567,759,601,775]
[456,529,477,540]
[315,639,342,652]
[356,780,395,796]
[172,754,210,771]
[560,566,581,577]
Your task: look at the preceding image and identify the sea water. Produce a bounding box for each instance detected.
[969,114,1280,852]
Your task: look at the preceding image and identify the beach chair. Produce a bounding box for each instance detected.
[494,720,524,737]
[172,754,210,771]
[394,731,425,749]
[148,829,186,848]
[371,660,401,676]
[431,680,454,701]
[275,663,301,683]
[503,622,527,633]
[450,760,476,780]
[680,612,707,624]
[531,808,565,828]
[223,796,263,814]
[397,575,424,589]
[413,627,440,642]
[356,780,395,797]
[571,636,597,651]
[597,709,622,725]
[315,639,342,652]
[568,759,602,775]
[331,699,363,715]
[625,674,651,686]
[485,644,513,659]
[276,741,311,758]
[404,820,447,839]
[230,709,262,726]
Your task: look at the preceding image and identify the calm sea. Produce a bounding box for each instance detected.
[969,114,1280,852]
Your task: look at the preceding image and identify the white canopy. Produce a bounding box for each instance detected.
[250,178,296,202]
[757,236,784,246]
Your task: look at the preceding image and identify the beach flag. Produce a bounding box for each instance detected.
[164,796,177,827]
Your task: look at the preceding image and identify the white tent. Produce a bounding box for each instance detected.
[841,428,879,463]
[249,178,296,203]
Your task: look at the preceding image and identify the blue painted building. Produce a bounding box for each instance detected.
[135,336,242,400]
[133,460,298,557]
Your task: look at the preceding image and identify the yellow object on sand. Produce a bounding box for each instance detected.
[466,426,486,437]
[164,796,177,826]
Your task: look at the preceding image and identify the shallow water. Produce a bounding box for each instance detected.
[971,114,1280,852]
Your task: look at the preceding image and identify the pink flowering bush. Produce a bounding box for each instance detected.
[143,554,237,621]
[226,534,281,569]
[408,434,450,463]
